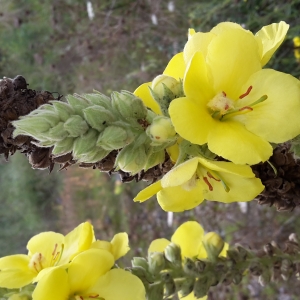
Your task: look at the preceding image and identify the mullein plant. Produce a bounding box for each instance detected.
[12,21,300,213]
[2,221,300,300]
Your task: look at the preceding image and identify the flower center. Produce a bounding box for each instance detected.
[72,294,103,300]
[207,86,268,120]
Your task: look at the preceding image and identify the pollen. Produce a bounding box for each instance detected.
[207,92,234,116]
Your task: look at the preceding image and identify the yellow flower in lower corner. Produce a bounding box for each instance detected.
[134,156,264,212]
[32,249,146,300]
[148,221,228,300]
[0,222,95,289]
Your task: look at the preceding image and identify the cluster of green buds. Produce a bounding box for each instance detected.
[12,91,178,174]
[130,233,300,300]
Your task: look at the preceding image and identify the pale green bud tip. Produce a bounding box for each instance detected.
[148,252,165,275]
[202,232,225,259]
[164,243,182,265]
[147,116,176,143]
[151,75,182,97]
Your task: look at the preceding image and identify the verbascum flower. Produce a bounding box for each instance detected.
[148,221,228,300]
[134,156,264,212]
[168,21,300,165]
[0,222,95,289]
[32,249,146,300]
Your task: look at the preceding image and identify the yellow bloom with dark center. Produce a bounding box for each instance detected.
[32,249,146,300]
[0,222,95,289]
[134,156,264,212]
[148,221,228,300]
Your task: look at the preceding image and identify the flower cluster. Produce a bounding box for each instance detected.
[0,222,145,300]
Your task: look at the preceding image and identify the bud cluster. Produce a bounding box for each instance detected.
[13,91,177,174]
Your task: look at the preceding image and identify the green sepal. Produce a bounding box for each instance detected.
[67,94,92,117]
[96,125,134,150]
[83,106,115,132]
[64,115,89,137]
[76,146,110,163]
[52,101,75,122]
[144,148,165,171]
[47,122,69,141]
[52,137,74,156]
[84,92,112,109]
[72,128,99,159]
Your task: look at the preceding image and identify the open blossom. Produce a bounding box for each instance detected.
[134,156,264,212]
[148,221,228,300]
[0,222,95,289]
[32,249,146,300]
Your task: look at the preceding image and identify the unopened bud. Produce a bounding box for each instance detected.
[72,129,98,159]
[52,137,74,156]
[47,122,69,141]
[161,273,175,297]
[151,75,182,100]
[164,243,181,266]
[64,115,89,137]
[83,106,115,132]
[97,125,134,150]
[193,277,209,299]
[132,257,149,270]
[148,252,165,275]
[183,257,197,276]
[77,146,110,163]
[195,260,206,273]
[84,93,112,109]
[67,94,92,116]
[52,100,75,122]
[147,283,164,300]
[144,149,165,171]
[202,232,225,260]
[177,277,195,297]
[146,116,176,144]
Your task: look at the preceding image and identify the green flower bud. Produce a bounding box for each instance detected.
[52,101,75,122]
[177,277,195,298]
[152,75,182,99]
[30,110,60,127]
[77,146,110,163]
[146,116,176,144]
[164,243,182,266]
[161,273,176,297]
[96,125,134,151]
[183,257,197,276]
[144,148,165,171]
[132,257,149,271]
[64,115,89,137]
[72,129,98,159]
[47,122,69,141]
[148,252,165,275]
[67,94,92,117]
[111,91,147,121]
[116,143,147,174]
[147,283,164,300]
[52,137,74,156]
[83,92,112,109]
[83,106,116,132]
[202,232,225,261]
[193,277,209,299]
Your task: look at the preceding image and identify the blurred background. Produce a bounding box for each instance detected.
[0,0,300,299]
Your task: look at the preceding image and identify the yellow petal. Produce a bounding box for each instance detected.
[161,157,198,187]
[157,183,205,212]
[220,242,229,257]
[62,222,95,263]
[110,233,130,260]
[171,221,204,259]
[166,140,180,163]
[27,232,64,267]
[32,267,69,300]
[239,69,300,143]
[148,238,171,253]
[68,249,114,294]
[204,172,264,203]
[134,82,162,114]
[169,97,216,145]
[91,240,112,252]
[163,52,185,80]
[207,120,273,165]
[255,21,289,67]
[197,157,256,178]
[0,255,35,288]
[206,23,261,99]
[134,180,162,202]
[91,269,146,300]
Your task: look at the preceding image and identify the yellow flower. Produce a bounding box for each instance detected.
[32,249,146,300]
[168,21,300,165]
[148,221,228,300]
[134,156,264,212]
[293,36,300,61]
[0,222,95,289]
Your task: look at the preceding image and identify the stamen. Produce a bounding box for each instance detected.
[249,95,268,106]
[207,172,221,182]
[52,244,58,256]
[203,177,213,191]
[239,86,252,99]
[239,106,253,112]
[89,294,100,298]
[222,91,226,97]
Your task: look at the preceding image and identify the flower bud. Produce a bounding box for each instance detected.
[77,146,110,163]
[31,110,60,127]
[83,93,112,109]
[164,243,181,266]
[116,143,147,174]
[143,148,165,171]
[161,273,176,297]
[47,122,69,141]
[151,75,182,99]
[146,116,176,144]
[97,125,134,150]
[52,137,74,156]
[193,277,210,299]
[177,277,195,297]
[72,129,98,159]
[64,115,89,137]
[83,106,116,132]
[148,252,165,275]
[52,100,75,122]
[147,283,164,300]
[66,94,92,117]
[202,232,225,260]
[132,257,149,271]
[111,91,147,121]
